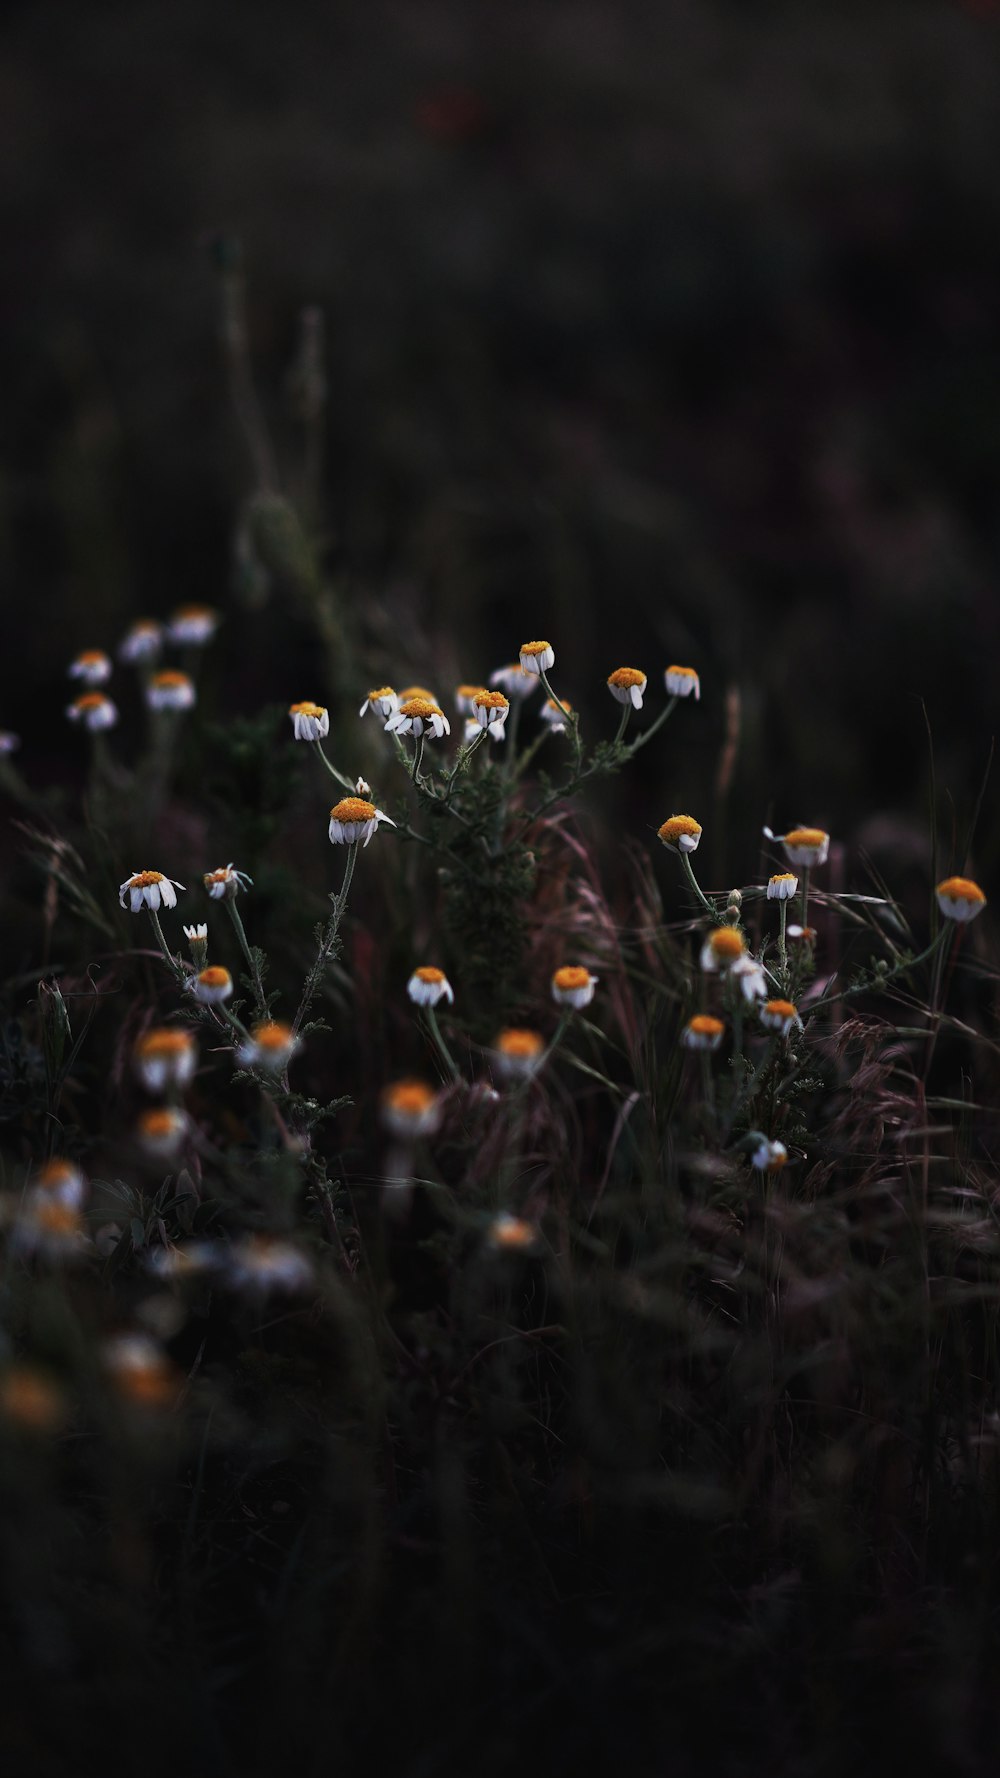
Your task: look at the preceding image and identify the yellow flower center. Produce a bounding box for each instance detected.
[764,999,798,1020]
[770,873,797,885]
[398,685,433,702]
[0,1367,64,1429]
[37,1160,76,1188]
[130,871,165,888]
[784,827,828,848]
[384,1080,437,1115]
[658,814,702,845]
[198,967,231,989]
[666,664,697,680]
[607,667,646,688]
[520,640,551,656]
[34,1203,80,1235]
[174,604,213,619]
[138,1109,178,1138]
[136,1029,194,1058]
[688,1015,724,1038]
[76,692,109,710]
[709,927,745,959]
[290,700,326,718]
[152,670,191,688]
[936,876,986,903]
[496,1028,544,1059]
[545,697,572,714]
[474,690,510,711]
[366,685,396,703]
[398,697,441,719]
[77,649,106,664]
[553,966,591,990]
[252,1022,295,1050]
[331,797,377,822]
[414,966,446,984]
[456,683,486,699]
[492,1216,536,1250]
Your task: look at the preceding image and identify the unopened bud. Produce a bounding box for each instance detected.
[727,889,743,908]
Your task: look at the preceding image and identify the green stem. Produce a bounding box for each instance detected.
[680,851,717,920]
[613,703,632,747]
[425,1005,461,1082]
[411,735,425,784]
[778,898,788,983]
[291,843,357,1036]
[445,726,487,793]
[625,695,678,757]
[227,899,267,1021]
[539,668,581,766]
[502,696,522,775]
[313,740,355,793]
[147,908,187,982]
[511,725,552,782]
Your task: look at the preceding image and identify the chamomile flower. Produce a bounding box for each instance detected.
[289,700,329,741]
[455,683,487,716]
[359,686,398,720]
[492,1028,545,1080]
[136,1107,189,1159]
[119,870,184,913]
[385,697,451,740]
[146,669,196,712]
[12,1200,87,1261]
[664,665,700,700]
[607,667,647,710]
[786,925,817,946]
[551,966,598,1009]
[463,716,480,744]
[235,1021,300,1071]
[168,605,219,646]
[539,696,574,732]
[103,1333,178,1407]
[407,966,455,1008]
[183,923,209,966]
[730,956,768,1003]
[134,1028,197,1092]
[191,966,233,1005]
[700,927,747,972]
[767,873,799,901]
[935,876,987,923]
[764,826,830,868]
[658,815,702,854]
[203,863,252,901]
[33,1159,87,1209]
[473,689,510,740]
[68,649,112,686]
[226,1235,314,1296]
[760,999,802,1036]
[145,1241,220,1282]
[355,777,372,796]
[519,640,555,676]
[381,1078,443,1138]
[682,1015,725,1052]
[328,797,396,846]
[67,692,118,731]
[490,663,540,700]
[749,1136,788,1173]
[489,1213,540,1252]
[118,619,163,663]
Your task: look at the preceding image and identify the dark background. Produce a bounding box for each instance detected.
[2,0,999,880]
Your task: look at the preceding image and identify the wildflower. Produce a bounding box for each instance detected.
[786,924,817,946]
[168,604,219,646]
[226,1235,315,1296]
[12,1200,87,1261]
[355,776,371,796]
[730,956,768,1003]
[203,862,253,901]
[146,1241,220,1281]
[103,1333,179,1408]
[682,1015,725,1052]
[136,1107,189,1159]
[235,1021,300,1071]
[359,685,398,720]
[491,1028,545,1080]
[767,873,799,901]
[664,665,700,700]
[134,1028,197,1092]
[519,640,555,676]
[183,923,209,966]
[118,618,163,663]
[658,814,702,854]
[935,876,987,923]
[397,684,439,705]
[119,870,184,913]
[407,966,455,1008]
[0,1366,66,1432]
[749,1136,788,1173]
[68,648,112,686]
[490,663,540,700]
[489,1213,539,1252]
[551,965,598,1009]
[472,689,510,740]
[33,1159,87,1209]
[328,797,396,846]
[67,691,118,731]
[539,696,573,732]
[455,683,487,716]
[607,667,647,710]
[381,1078,443,1138]
[191,965,233,1005]
[385,696,451,740]
[146,669,196,712]
[760,999,802,1036]
[289,700,330,740]
[0,731,20,754]
[764,826,830,868]
[700,926,747,972]
[463,716,480,744]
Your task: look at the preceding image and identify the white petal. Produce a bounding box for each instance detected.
[631,684,644,709]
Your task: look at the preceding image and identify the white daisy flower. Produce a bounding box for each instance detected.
[381,1079,444,1139]
[491,1028,545,1080]
[118,619,164,664]
[288,700,330,741]
[32,1159,87,1210]
[551,966,598,1009]
[519,640,555,676]
[490,663,541,700]
[168,605,219,646]
[136,1107,189,1159]
[68,649,112,686]
[146,670,196,712]
[763,826,830,868]
[235,1021,300,1071]
[759,999,803,1036]
[12,1199,88,1261]
[133,1028,197,1092]
[119,870,184,913]
[681,1015,725,1052]
[359,685,398,720]
[935,877,987,923]
[191,966,233,1005]
[658,815,702,854]
[729,956,768,1003]
[67,692,118,732]
[385,697,451,740]
[407,967,455,1008]
[607,667,647,710]
[183,923,209,966]
[328,797,396,847]
[472,690,510,740]
[749,1136,788,1173]
[488,1213,540,1252]
[539,696,574,732]
[700,927,747,973]
[226,1235,314,1296]
[102,1332,178,1405]
[664,665,700,700]
[767,873,799,901]
[203,863,253,901]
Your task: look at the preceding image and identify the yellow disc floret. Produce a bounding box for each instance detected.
[707,927,745,961]
[496,1028,545,1059]
[936,876,986,905]
[552,966,592,992]
[330,797,378,824]
[763,999,798,1020]
[414,966,447,984]
[251,1021,296,1052]
[688,1015,724,1039]
[383,1079,438,1117]
[783,828,827,849]
[520,641,551,658]
[658,815,702,847]
[607,667,646,688]
[474,690,510,711]
[135,1029,194,1059]
[289,700,326,718]
[198,966,231,990]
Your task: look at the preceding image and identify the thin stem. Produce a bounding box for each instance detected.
[313,740,355,793]
[625,695,678,758]
[538,668,570,721]
[445,726,487,793]
[147,908,187,983]
[291,843,357,1036]
[613,703,632,747]
[424,1006,461,1082]
[502,697,522,776]
[511,725,552,782]
[411,735,425,784]
[227,899,267,1021]
[778,898,788,983]
[814,924,952,1011]
[680,851,717,920]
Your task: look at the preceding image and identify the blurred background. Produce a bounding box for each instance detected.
[3,0,999,887]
